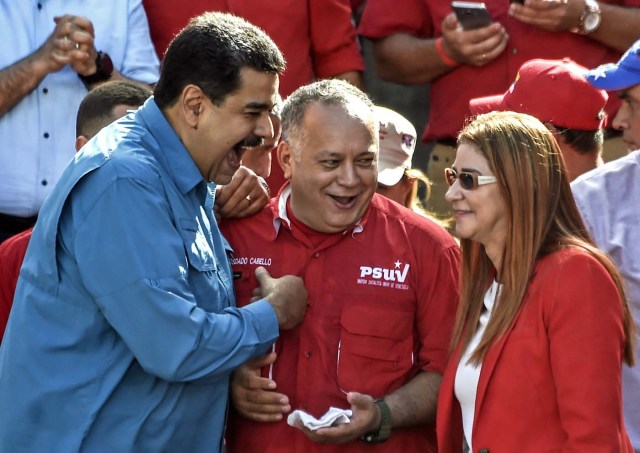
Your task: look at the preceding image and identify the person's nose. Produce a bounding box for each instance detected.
[337,162,359,187]
[254,112,275,139]
[612,103,630,131]
[444,180,462,203]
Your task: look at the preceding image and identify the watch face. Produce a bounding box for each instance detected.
[584,12,601,32]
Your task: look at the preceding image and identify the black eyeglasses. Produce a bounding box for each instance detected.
[444,168,497,190]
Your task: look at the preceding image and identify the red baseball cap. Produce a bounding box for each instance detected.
[470,58,608,130]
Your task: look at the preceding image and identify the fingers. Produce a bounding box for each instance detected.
[471,32,509,67]
[47,15,95,73]
[292,392,379,445]
[249,286,264,303]
[254,266,274,300]
[295,418,359,444]
[231,356,290,422]
[254,266,271,284]
[229,190,267,218]
[236,401,290,422]
[346,391,372,408]
[442,16,508,67]
[214,166,269,218]
[509,0,579,31]
[232,383,290,422]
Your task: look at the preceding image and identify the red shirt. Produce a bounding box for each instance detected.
[143,0,365,191]
[144,0,364,96]
[0,228,32,341]
[221,188,460,452]
[359,0,638,142]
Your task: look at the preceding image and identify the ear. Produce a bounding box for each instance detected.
[181,84,206,129]
[544,122,567,144]
[75,136,89,152]
[278,141,294,180]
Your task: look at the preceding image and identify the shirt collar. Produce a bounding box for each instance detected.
[270,183,365,238]
[137,97,204,195]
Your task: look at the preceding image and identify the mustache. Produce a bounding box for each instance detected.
[239,136,264,149]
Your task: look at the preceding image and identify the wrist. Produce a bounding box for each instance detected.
[31,46,59,77]
[361,398,392,444]
[78,51,114,89]
[435,37,460,68]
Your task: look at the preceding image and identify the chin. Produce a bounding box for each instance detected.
[326,216,360,232]
[210,169,236,185]
[454,224,472,240]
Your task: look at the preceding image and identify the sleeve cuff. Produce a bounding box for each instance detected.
[242,299,280,344]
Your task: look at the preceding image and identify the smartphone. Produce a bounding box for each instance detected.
[451,1,493,30]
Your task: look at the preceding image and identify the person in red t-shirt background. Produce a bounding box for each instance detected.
[142,0,365,193]
[358,0,640,217]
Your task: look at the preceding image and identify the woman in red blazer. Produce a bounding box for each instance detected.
[438,111,635,453]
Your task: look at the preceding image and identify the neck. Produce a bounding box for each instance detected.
[559,143,602,182]
[483,240,504,281]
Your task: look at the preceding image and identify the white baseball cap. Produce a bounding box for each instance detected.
[375,106,417,186]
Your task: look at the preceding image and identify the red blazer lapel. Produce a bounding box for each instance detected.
[473,303,527,431]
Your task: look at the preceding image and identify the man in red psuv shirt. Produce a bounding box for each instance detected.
[221,79,460,452]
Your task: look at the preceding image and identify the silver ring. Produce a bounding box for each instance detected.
[246,195,252,203]
[75,42,79,50]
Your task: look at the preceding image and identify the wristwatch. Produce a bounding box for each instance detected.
[78,51,114,89]
[572,0,601,34]
[361,399,392,444]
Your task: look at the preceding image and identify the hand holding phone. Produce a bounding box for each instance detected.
[452,1,493,30]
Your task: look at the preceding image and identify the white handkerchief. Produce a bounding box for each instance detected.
[287,407,353,431]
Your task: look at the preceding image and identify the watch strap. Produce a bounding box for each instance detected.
[78,51,114,89]
[361,399,391,444]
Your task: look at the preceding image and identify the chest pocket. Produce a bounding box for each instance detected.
[178,219,226,312]
[337,304,415,397]
[179,219,215,272]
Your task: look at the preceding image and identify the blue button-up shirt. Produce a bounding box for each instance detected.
[572,150,640,450]
[0,98,279,452]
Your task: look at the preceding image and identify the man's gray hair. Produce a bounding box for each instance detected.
[281,79,376,156]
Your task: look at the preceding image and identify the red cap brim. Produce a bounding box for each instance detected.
[469,94,504,116]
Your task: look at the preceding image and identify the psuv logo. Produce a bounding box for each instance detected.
[357,261,411,290]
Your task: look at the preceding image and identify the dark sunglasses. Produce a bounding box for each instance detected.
[444,168,497,190]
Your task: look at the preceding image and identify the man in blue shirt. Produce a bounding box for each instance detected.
[0,12,307,452]
[573,40,640,452]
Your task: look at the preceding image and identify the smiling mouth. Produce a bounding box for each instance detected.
[236,135,264,150]
[330,194,358,208]
[232,136,264,161]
